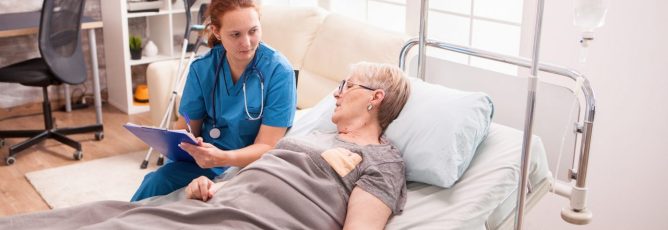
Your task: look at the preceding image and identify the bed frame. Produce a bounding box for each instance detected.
[399,0,597,229]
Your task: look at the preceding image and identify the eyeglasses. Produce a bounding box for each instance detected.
[337,80,377,95]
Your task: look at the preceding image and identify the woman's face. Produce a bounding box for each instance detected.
[331,74,375,126]
[214,7,262,63]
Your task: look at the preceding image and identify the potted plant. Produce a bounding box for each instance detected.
[129,35,143,60]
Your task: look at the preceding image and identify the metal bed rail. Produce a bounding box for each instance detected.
[398,38,597,225]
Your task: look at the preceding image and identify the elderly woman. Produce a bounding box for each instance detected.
[0,62,411,230]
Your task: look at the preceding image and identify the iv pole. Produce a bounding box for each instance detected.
[514,0,545,229]
[417,0,429,81]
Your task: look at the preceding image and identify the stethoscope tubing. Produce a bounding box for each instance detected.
[210,49,265,138]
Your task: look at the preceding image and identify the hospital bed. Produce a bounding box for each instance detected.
[385,45,574,229]
[292,4,596,230]
[392,18,596,230]
[289,46,594,229]
[384,1,595,228]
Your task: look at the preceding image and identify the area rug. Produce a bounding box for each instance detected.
[25,151,158,209]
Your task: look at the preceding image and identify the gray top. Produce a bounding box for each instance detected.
[272,131,407,214]
[0,132,407,230]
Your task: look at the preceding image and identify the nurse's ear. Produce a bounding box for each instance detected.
[208,24,221,40]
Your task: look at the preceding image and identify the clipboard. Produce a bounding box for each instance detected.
[123,123,196,162]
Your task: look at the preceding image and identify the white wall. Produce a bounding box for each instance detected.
[525,0,668,229]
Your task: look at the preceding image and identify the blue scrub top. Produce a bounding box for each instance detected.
[179,43,296,151]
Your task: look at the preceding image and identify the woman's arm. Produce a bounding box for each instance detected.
[343,187,392,230]
[179,124,287,168]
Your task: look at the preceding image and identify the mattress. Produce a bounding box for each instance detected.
[386,123,552,230]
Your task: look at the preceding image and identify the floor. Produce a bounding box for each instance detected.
[0,104,151,216]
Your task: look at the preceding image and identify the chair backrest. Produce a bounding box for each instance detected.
[38,0,87,85]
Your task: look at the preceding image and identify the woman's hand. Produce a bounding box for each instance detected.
[179,137,235,168]
[185,176,214,201]
[185,176,224,201]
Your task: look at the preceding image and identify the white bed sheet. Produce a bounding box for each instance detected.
[386,123,551,230]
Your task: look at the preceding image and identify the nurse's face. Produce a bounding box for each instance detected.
[214,7,262,64]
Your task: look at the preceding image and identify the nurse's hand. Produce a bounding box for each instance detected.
[179,137,234,168]
[185,176,225,202]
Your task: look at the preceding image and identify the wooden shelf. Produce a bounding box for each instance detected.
[170,8,201,14]
[126,7,201,18]
[127,10,172,18]
[129,54,177,66]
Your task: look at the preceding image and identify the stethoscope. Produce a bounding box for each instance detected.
[209,49,264,139]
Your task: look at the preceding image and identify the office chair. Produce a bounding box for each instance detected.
[0,0,103,165]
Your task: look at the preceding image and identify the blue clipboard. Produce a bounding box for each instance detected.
[123,123,196,162]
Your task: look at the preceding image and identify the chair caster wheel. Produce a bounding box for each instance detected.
[95,132,104,141]
[5,156,16,165]
[73,151,83,160]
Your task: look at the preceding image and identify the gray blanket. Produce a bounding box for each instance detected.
[0,132,405,230]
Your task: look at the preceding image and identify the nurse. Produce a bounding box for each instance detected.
[131,0,296,201]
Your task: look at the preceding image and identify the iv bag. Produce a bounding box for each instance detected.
[573,0,609,31]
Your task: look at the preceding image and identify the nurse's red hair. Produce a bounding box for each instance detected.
[206,0,260,48]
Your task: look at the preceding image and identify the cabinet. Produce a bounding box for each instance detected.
[101,0,205,114]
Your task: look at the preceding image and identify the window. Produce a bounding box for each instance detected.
[266,0,525,75]
[367,1,406,33]
[329,0,407,33]
[426,0,524,75]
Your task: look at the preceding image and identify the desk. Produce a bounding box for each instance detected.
[0,11,104,125]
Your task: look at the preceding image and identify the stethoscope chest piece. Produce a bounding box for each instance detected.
[209,128,221,139]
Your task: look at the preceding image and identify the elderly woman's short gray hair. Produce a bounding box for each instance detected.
[349,62,411,132]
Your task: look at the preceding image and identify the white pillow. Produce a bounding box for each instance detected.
[287,78,494,188]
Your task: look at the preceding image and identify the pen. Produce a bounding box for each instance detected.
[183,114,193,133]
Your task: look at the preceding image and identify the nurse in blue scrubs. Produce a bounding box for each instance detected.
[131,0,296,201]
